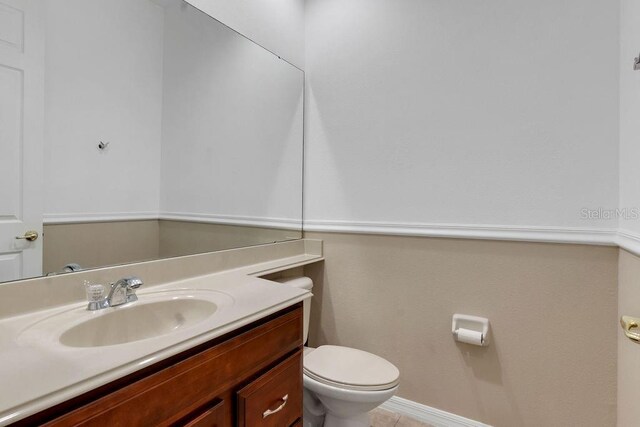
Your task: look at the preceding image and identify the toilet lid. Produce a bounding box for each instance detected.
[303,345,399,391]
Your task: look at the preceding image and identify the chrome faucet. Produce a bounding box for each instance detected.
[106,276,143,307]
[86,276,143,311]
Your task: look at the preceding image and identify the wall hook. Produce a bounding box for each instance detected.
[98,141,110,150]
[634,52,640,71]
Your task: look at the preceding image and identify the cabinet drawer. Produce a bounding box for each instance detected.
[179,399,225,427]
[237,351,302,427]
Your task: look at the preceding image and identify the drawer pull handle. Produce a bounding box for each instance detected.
[262,394,288,418]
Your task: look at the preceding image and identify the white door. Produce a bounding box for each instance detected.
[0,0,43,282]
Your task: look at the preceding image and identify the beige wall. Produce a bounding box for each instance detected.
[43,221,160,274]
[304,232,618,427]
[43,220,301,275]
[617,250,640,427]
[158,220,300,258]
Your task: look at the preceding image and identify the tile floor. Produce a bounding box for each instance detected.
[370,408,435,427]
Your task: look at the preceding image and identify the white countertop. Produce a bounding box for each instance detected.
[0,267,313,425]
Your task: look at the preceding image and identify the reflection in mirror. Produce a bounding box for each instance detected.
[0,0,303,283]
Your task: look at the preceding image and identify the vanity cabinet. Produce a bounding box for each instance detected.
[15,304,303,427]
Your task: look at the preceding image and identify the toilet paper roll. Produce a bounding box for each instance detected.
[455,328,484,346]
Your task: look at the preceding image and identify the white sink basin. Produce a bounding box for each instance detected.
[60,298,218,347]
[19,289,235,348]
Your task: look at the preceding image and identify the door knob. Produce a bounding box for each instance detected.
[15,230,39,242]
[621,316,640,342]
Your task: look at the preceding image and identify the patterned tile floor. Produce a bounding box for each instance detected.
[370,408,435,427]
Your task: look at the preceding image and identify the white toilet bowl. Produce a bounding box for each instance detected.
[274,277,400,427]
[301,346,399,427]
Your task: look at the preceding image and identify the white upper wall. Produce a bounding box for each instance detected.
[185,0,305,69]
[304,0,620,232]
[43,0,164,218]
[159,2,304,226]
[619,0,640,238]
[42,0,625,239]
[43,0,305,224]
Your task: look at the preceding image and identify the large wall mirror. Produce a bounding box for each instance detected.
[0,0,303,283]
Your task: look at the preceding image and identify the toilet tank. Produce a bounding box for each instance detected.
[274,276,313,344]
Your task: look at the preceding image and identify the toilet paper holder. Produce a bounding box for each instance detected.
[452,314,490,346]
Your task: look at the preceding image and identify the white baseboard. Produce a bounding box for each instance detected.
[379,396,492,427]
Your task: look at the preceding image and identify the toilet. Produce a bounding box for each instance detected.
[275,277,400,427]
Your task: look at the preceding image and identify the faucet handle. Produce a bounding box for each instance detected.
[85,281,108,311]
[85,281,105,301]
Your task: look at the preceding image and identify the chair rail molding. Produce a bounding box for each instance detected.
[304,219,617,246]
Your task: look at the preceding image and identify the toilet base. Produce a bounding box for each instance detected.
[323,411,370,427]
[302,349,398,427]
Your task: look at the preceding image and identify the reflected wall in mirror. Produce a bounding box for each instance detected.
[0,0,303,283]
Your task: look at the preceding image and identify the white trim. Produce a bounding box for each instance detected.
[615,229,640,256]
[304,219,617,246]
[379,396,492,427]
[43,212,158,224]
[39,214,640,256]
[160,212,302,230]
[43,211,303,230]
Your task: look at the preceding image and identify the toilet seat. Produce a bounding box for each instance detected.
[303,345,400,392]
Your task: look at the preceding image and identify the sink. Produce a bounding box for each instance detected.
[60,298,218,347]
[18,289,235,348]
